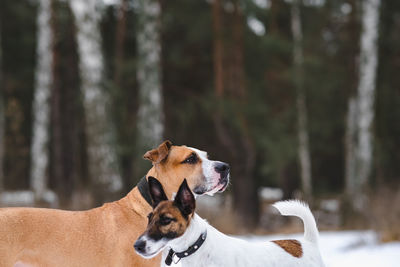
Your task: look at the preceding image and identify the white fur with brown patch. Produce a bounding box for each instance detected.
[138,194,325,267]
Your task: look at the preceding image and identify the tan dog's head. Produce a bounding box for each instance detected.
[144,141,230,198]
[134,177,195,258]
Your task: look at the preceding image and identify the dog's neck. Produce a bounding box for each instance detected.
[117,172,157,217]
[117,187,152,217]
[165,214,230,267]
[117,167,176,217]
[168,214,209,253]
[164,214,253,267]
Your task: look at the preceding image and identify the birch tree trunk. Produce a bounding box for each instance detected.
[346,0,381,211]
[291,0,312,198]
[70,0,122,197]
[345,97,357,196]
[30,0,53,200]
[136,0,164,152]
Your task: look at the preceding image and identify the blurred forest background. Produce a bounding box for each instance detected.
[0,0,399,239]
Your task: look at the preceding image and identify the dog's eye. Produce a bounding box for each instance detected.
[159,216,174,226]
[182,153,198,164]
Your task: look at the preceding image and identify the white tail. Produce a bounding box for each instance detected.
[273,200,319,244]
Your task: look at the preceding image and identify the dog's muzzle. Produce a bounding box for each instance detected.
[214,162,230,192]
[193,161,230,195]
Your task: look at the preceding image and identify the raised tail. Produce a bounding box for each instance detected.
[273,200,319,244]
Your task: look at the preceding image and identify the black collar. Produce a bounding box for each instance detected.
[137,176,153,206]
[165,231,207,266]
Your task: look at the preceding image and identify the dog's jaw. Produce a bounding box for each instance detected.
[134,235,168,259]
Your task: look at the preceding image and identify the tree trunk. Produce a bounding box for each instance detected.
[212,0,259,228]
[346,0,381,212]
[231,1,258,226]
[212,0,224,97]
[345,97,357,196]
[114,0,128,88]
[48,0,79,205]
[135,0,164,176]
[269,0,281,36]
[291,0,312,199]
[114,0,135,190]
[49,0,64,203]
[0,20,4,192]
[70,0,123,200]
[30,0,53,201]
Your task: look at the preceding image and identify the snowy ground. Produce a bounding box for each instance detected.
[169,231,400,266]
[242,231,400,267]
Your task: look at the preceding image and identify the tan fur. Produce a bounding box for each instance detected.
[146,145,206,199]
[272,239,303,258]
[0,142,207,267]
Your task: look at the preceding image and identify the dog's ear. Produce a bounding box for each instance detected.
[143,140,173,164]
[174,179,195,217]
[148,176,168,208]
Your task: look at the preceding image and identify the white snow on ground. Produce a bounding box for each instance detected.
[169,231,400,267]
[241,231,400,267]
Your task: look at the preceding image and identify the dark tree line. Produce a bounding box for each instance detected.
[0,0,399,228]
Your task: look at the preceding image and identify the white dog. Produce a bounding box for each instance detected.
[135,177,325,267]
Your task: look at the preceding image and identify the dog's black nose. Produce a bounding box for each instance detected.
[134,239,146,253]
[214,162,230,178]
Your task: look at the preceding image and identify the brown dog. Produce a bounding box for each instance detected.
[0,141,230,267]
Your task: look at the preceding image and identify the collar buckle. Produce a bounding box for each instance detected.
[173,253,181,264]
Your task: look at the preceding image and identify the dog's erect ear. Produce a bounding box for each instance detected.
[174,179,195,217]
[143,140,173,164]
[148,176,168,208]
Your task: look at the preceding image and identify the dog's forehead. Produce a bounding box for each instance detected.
[154,201,178,215]
[187,147,208,159]
[168,145,202,159]
[151,202,187,225]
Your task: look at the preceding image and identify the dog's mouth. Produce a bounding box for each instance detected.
[207,179,229,195]
[193,175,229,195]
[217,172,230,192]
[218,180,228,192]
[136,250,159,259]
